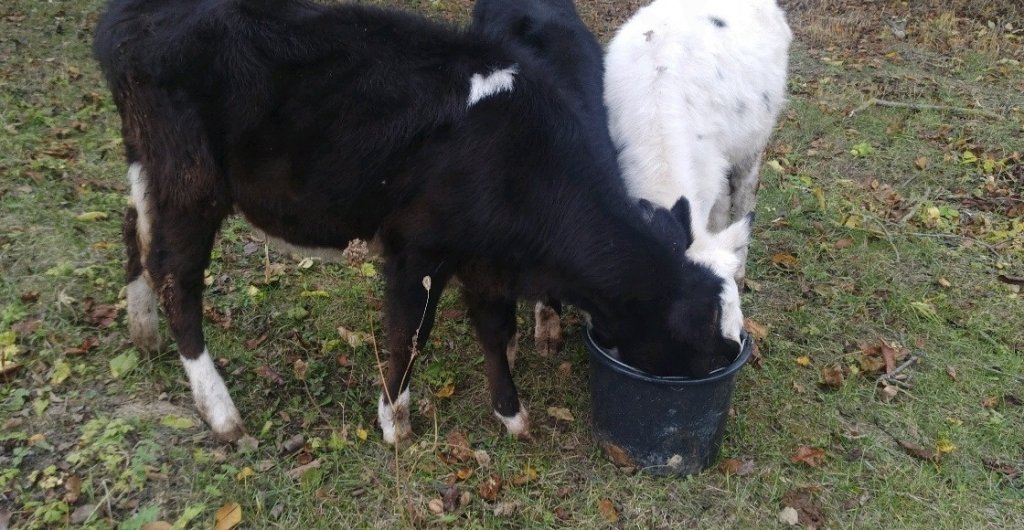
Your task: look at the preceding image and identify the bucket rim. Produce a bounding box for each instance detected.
[584,327,752,385]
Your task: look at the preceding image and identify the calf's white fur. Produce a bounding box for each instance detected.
[603,0,791,342]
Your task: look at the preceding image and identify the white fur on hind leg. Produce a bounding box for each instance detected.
[182,350,244,442]
[126,276,160,352]
[506,331,519,370]
[494,403,530,439]
[378,389,412,445]
[533,302,562,356]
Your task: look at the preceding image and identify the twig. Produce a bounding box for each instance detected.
[848,98,1004,120]
[904,231,1003,258]
[878,355,919,382]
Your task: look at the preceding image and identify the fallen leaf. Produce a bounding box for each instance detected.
[439,431,474,464]
[161,415,195,430]
[455,468,474,481]
[441,485,460,513]
[819,365,845,388]
[109,351,139,378]
[214,502,242,530]
[64,337,98,355]
[11,318,40,336]
[834,238,854,250]
[285,459,321,480]
[89,305,119,327]
[597,499,619,523]
[795,356,812,367]
[719,458,755,476]
[878,384,899,402]
[281,434,305,453]
[771,253,799,269]
[547,407,574,422]
[69,505,98,525]
[356,427,368,441]
[293,359,308,381]
[51,359,71,385]
[478,473,502,501]
[76,211,108,222]
[983,396,999,409]
[898,440,940,463]
[791,446,826,467]
[914,156,929,170]
[996,274,1024,286]
[781,487,826,528]
[492,500,522,517]
[244,334,268,350]
[427,499,444,515]
[63,474,82,504]
[601,442,636,468]
[779,507,800,526]
[982,458,1022,479]
[141,522,173,530]
[434,384,455,398]
[945,366,958,381]
[557,361,573,377]
[235,467,255,481]
[511,465,538,486]
[880,340,900,374]
[254,365,285,385]
[937,277,952,288]
[936,438,956,455]
[473,449,491,468]
[743,318,769,340]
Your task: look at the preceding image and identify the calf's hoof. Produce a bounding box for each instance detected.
[378,390,413,445]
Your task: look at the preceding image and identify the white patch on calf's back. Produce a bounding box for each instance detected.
[181,349,244,441]
[378,389,411,445]
[467,65,518,107]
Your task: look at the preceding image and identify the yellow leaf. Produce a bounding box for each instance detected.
[356,427,368,441]
[936,438,956,455]
[771,253,799,269]
[214,502,242,530]
[914,156,929,170]
[434,384,455,398]
[235,466,255,482]
[795,356,812,367]
[546,407,574,422]
[75,211,108,222]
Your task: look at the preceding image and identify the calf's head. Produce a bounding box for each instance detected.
[596,199,749,377]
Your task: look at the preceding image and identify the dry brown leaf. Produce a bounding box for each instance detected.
[719,458,755,476]
[441,485,461,513]
[781,488,826,528]
[214,502,242,530]
[510,465,538,486]
[834,238,854,250]
[982,458,1022,479]
[63,474,81,504]
[790,446,826,467]
[64,337,98,356]
[898,440,940,463]
[557,361,573,377]
[478,473,502,501]
[982,396,999,409]
[293,359,308,381]
[771,253,799,269]
[455,468,474,481]
[427,499,444,515]
[602,442,636,468]
[937,277,952,288]
[914,156,929,170]
[879,340,900,374]
[244,333,268,350]
[597,499,619,523]
[819,365,845,389]
[878,384,899,402]
[286,459,321,480]
[254,365,285,385]
[438,431,474,464]
[141,523,173,530]
[743,318,769,340]
[89,305,119,327]
[945,366,957,381]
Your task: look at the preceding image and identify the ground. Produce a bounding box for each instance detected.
[1,0,1022,528]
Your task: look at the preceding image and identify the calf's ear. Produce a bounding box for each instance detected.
[638,198,691,253]
[670,197,695,250]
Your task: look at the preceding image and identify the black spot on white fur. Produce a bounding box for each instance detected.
[710,16,727,28]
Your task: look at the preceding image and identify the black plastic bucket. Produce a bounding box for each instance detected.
[584,328,752,476]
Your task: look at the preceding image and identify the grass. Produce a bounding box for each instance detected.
[1,0,1022,528]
